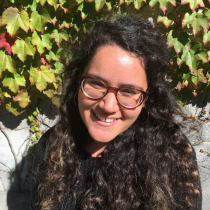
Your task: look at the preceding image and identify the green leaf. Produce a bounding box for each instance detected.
[177,47,198,71]
[52,95,60,106]
[76,0,84,3]
[191,69,207,85]
[0,88,4,102]
[13,89,31,108]
[149,0,176,14]
[2,7,29,36]
[54,62,64,73]
[78,3,88,20]
[0,50,15,79]
[46,51,60,62]
[28,115,34,121]
[167,30,184,54]
[50,29,69,46]
[40,0,47,5]
[36,132,41,138]
[59,21,70,29]
[105,1,112,11]
[47,0,58,6]
[2,73,26,93]
[29,65,55,91]
[181,0,204,11]
[29,145,35,152]
[134,0,146,10]
[182,11,209,36]
[12,38,36,62]
[157,16,172,28]
[182,72,191,80]
[30,9,50,32]
[32,31,52,54]
[43,89,55,98]
[203,31,210,45]
[31,126,36,132]
[196,51,208,63]
[95,0,106,12]
[6,102,25,116]
[31,137,37,142]
[208,51,210,61]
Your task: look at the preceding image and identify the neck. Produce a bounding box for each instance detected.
[83,137,107,157]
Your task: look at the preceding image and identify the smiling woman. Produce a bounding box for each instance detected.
[31,15,202,210]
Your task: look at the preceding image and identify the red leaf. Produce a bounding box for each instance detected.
[40,56,52,69]
[200,149,204,153]
[0,32,17,54]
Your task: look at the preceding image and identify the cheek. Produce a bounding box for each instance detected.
[123,106,143,123]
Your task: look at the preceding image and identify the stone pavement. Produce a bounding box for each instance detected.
[0,144,209,210]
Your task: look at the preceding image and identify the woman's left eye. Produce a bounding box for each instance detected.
[120,89,136,95]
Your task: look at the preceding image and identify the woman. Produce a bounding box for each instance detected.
[31,16,202,210]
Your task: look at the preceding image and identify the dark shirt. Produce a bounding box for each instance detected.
[30,129,202,210]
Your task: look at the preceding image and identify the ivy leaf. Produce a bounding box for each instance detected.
[3,92,11,98]
[6,102,24,116]
[182,11,209,36]
[40,0,47,5]
[207,51,210,61]
[12,38,36,62]
[181,0,204,11]
[0,88,4,102]
[95,0,106,12]
[0,32,17,54]
[32,31,52,54]
[29,65,55,92]
[177,47,198,71]
[167,30,184,54]
[76,0,84,3]
[52,95,60,106]
[191,69,208,85]
[149,0,176,14]
[134,0,146,10]
[59,21,70,29]
[203,31,210,45]
[50,29,69,46]
[196,51,208,63]
[13,89,31,108]
[2,73,26,93]
[43,89,55,98]
[157,16,172,28]
[0,50,15,79]
[51,17,58,26]
[2,7,29,36]
[47,0,58,6]
[182,72,191,80]
[105,1,112,11]
[46,51,60,62]
[78,3,88,20]
[54,61,64,74]
[30,8,50,33]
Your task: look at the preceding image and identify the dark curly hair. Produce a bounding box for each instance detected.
[37,15,200,210]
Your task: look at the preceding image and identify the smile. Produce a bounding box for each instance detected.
[95,113,117,123]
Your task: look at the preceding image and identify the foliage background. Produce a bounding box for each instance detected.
[0,0,210,178]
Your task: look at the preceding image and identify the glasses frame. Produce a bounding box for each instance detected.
[80,76,149,109]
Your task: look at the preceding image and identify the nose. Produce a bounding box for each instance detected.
[98,91,119,113]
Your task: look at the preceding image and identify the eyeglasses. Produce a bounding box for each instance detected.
[80,76,148,109]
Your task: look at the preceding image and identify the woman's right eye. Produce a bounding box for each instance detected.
[89,80,105,88]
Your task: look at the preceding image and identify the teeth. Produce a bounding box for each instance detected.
[95,113,116,122]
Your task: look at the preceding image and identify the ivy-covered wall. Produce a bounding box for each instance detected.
[0,1,210,208]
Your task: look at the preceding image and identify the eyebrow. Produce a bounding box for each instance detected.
[84,73,145,91]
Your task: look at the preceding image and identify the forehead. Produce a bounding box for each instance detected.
[83,45,148,90]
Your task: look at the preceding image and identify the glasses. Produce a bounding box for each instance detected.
[80,76,148,109]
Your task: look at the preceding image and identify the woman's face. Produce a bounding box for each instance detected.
[78,45,148,144]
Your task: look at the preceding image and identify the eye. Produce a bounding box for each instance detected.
[120,88,137,96]
[85,78,106,89]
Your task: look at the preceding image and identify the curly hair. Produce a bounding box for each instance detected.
[36,15,200,210]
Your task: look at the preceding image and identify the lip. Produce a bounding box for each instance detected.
[91,110,120,127]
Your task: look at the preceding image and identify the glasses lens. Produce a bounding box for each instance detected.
[82,78,107,99]
[118,88,143,108]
